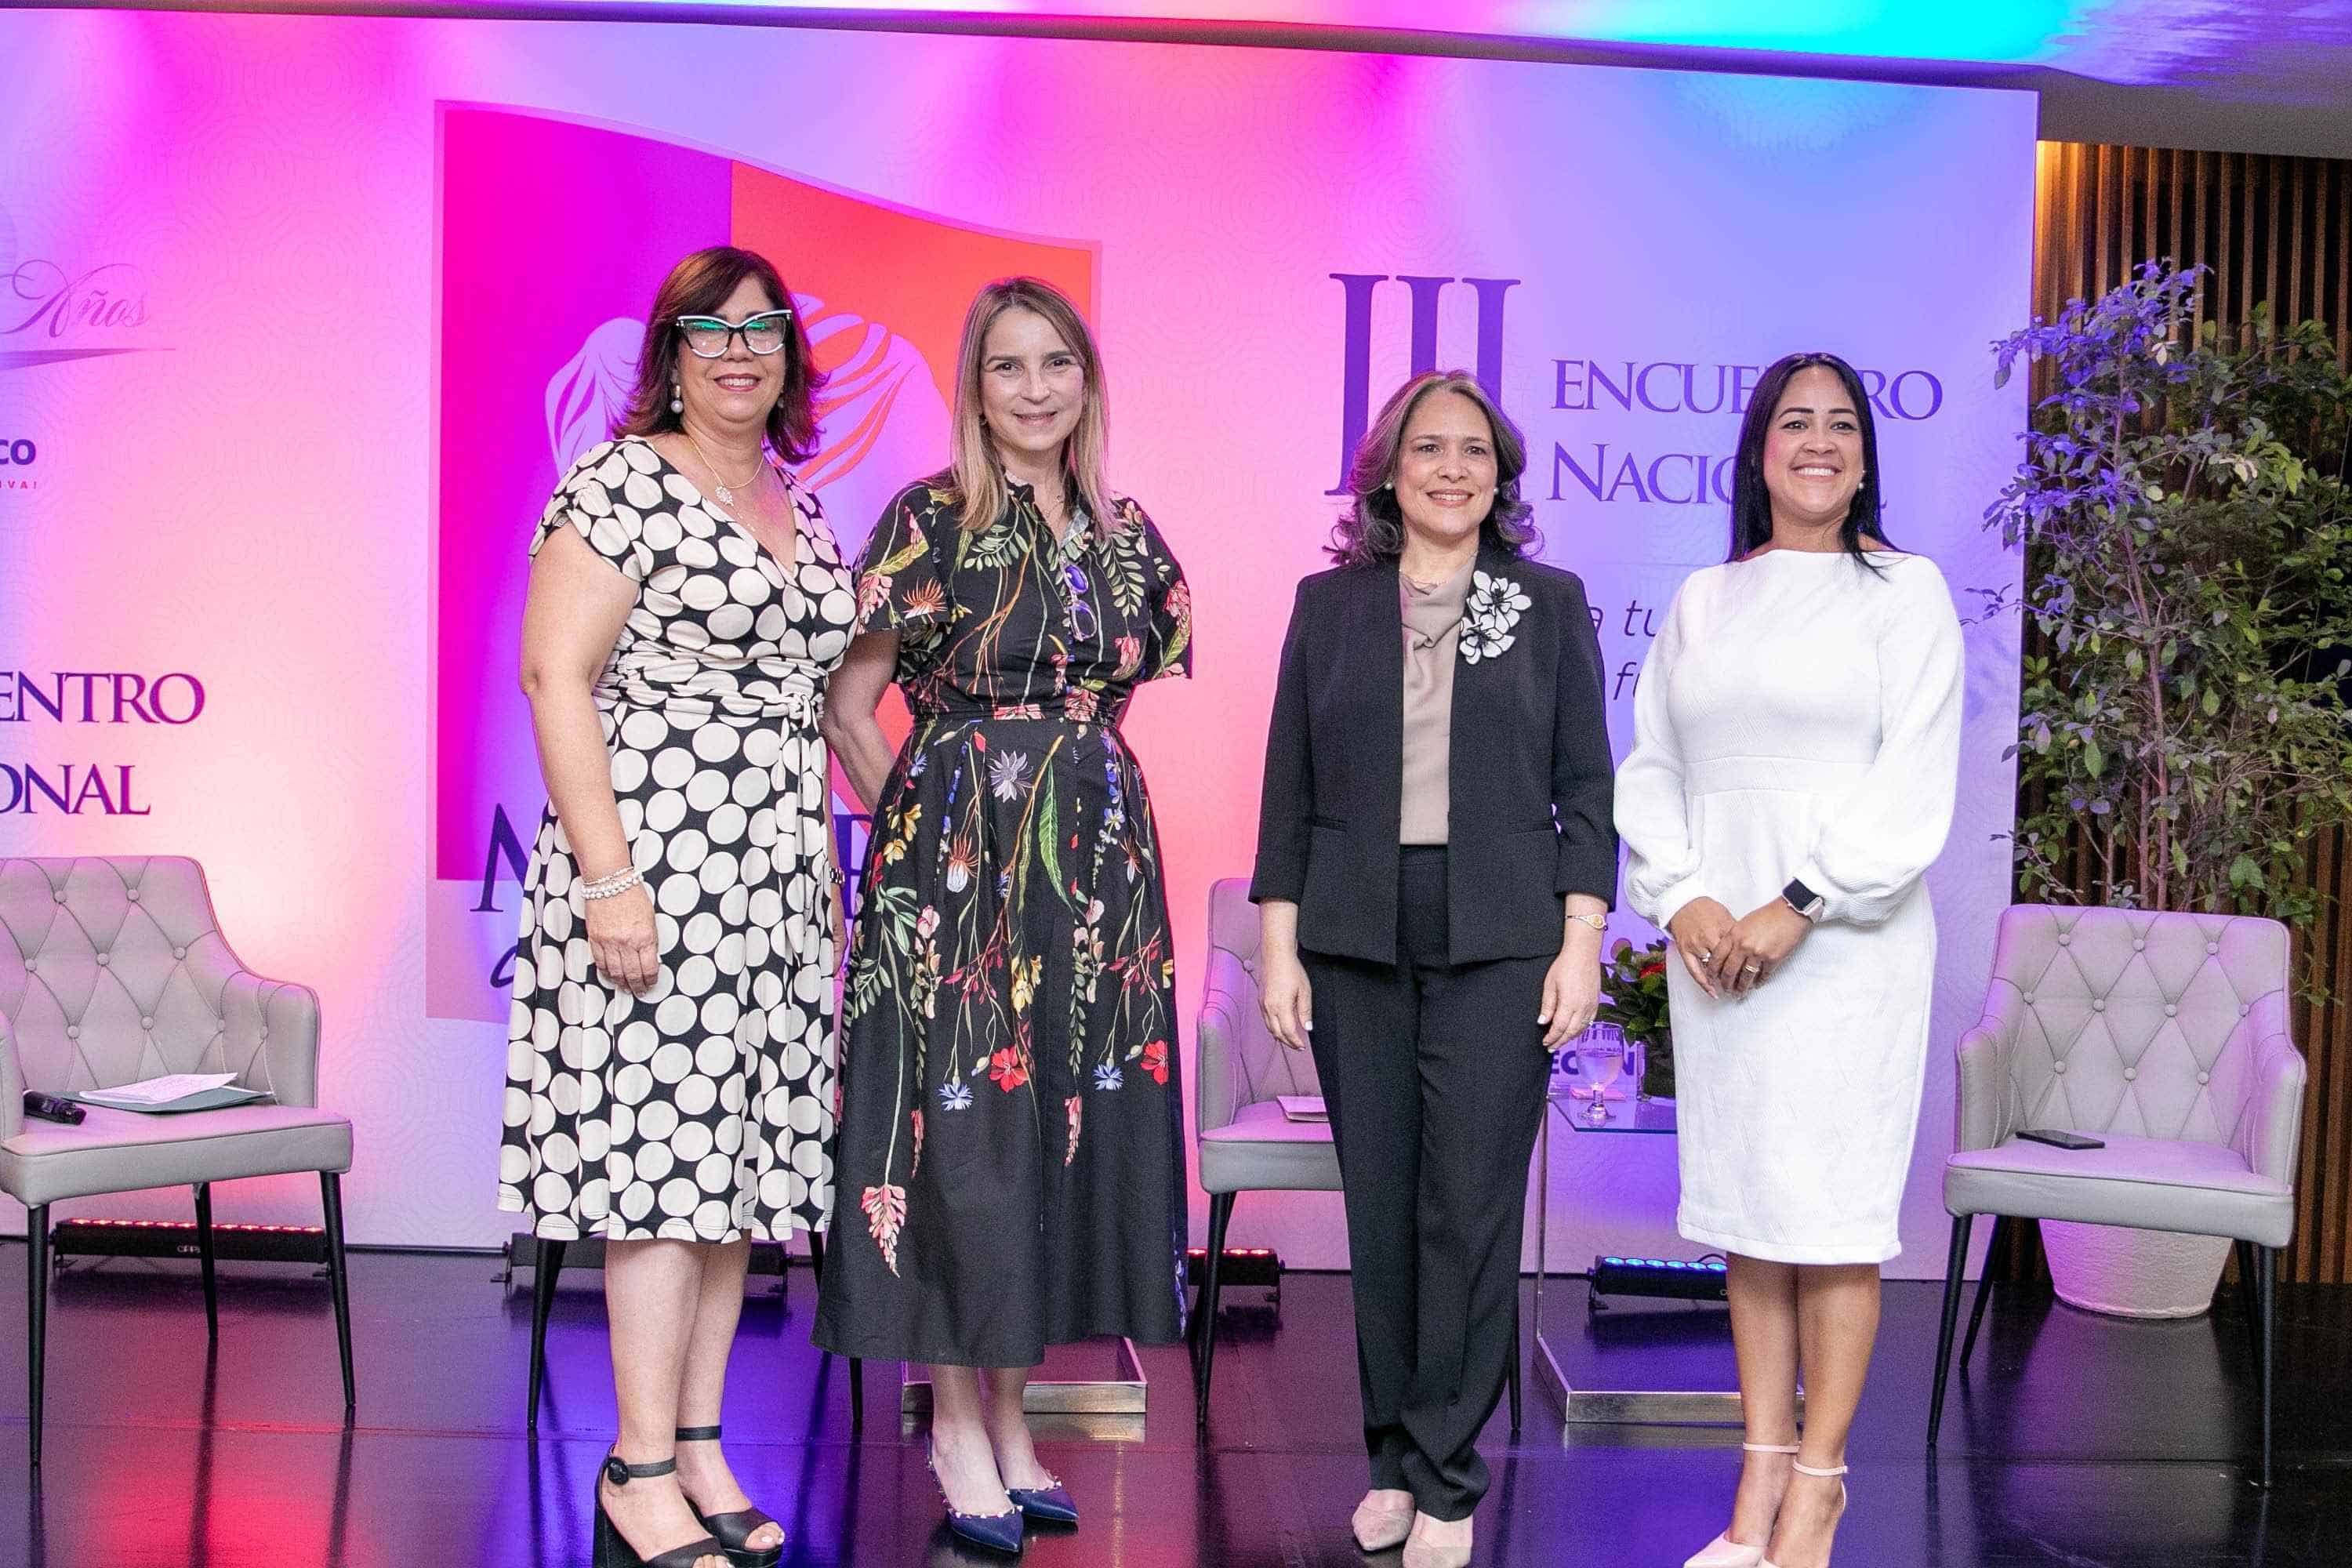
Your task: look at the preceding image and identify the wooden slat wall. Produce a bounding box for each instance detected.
[2027,143,2352,1284]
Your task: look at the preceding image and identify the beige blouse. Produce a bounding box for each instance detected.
[1399,557,1474,844]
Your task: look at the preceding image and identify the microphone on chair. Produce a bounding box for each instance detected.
[22,1091,85,1125]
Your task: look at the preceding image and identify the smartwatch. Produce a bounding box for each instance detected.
[1781,877,1825,922]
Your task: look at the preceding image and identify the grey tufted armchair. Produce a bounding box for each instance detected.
[1926,905,2305,1486]
[0,857,354,1466]
[1189,877,1519,1431]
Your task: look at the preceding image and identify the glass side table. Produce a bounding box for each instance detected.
[1529,1083,1755,1432]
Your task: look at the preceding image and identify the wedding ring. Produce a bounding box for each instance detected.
[1744,963,1762,974]
[1698,950,1714,964]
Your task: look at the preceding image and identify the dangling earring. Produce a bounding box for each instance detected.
[670,381,684,415]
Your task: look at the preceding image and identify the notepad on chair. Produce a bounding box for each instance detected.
[67,1073,271,1115]
[1276,1094,1328,1123]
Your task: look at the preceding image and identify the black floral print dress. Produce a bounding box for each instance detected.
[811,477,1192,1366]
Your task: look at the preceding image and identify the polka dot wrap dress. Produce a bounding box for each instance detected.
[499,436,856,1243]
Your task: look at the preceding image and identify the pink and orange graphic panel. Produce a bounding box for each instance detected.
[430,105,1093,1021]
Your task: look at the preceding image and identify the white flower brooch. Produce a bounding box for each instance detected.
[1461,571,1530,665]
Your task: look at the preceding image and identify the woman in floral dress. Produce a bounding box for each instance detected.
[814,278,1190,1549]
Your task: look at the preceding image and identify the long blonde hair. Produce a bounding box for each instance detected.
[942,277,1116,531]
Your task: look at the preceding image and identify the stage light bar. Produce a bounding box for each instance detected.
[1183,1245,1282,1291]
[51,1217,328,1265]
[1590,1254,1730,1305]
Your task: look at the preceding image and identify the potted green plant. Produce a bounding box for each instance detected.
[1597,937,1674,1100]
[1983,260,2352,1316]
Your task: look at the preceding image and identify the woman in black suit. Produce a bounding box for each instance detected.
[1251,371,1617,1568]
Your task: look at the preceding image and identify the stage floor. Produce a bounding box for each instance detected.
[0,1243,2345,1566]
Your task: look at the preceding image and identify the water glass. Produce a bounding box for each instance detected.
[1575,1024,1626,1121]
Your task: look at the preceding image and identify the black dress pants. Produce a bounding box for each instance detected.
[1302,847,1552,1520]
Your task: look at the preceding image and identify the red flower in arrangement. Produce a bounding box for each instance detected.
[1638,960,1666,981]
[1142,1040,1169,1086]
[989,1046,1030,1093]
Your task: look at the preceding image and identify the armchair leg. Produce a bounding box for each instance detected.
[319,1173,355,1415]
[1958,1215,2010,1370]
[194,1182,220,1344]
[27,1204,48,1470]
[805,1231,862,1429]
[527,1235,567,1430]
[1927,1214,1974,1449]
[2235,1240,2263,1371]
[2256,1244,2277,1490]
[1194,1192,1236,1431]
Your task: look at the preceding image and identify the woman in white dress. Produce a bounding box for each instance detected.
[1616,353,1962,1568]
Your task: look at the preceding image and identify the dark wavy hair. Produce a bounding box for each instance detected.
[1328,371,1541,567]
[616,246,825,464]
[1729,351,1890,566]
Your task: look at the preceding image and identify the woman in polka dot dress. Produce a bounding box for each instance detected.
[503,248,853,1568]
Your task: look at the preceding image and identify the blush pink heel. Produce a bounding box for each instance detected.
[1351,1494,1414,1553]
[1682,1442,1799,1568]
[1759,1460,1849,1568]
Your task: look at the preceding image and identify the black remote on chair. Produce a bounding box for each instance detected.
[22,1091,85,1125]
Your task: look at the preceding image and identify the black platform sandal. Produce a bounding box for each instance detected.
[593,1450,728,1568]
[674,1425,784,1567]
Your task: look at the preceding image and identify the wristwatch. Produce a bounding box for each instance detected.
[1780,877,1825,922]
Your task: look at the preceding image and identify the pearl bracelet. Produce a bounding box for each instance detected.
[582,866,644,901]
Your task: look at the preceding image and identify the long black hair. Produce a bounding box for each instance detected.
[1729,351,1890,566]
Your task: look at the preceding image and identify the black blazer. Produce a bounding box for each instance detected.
[1250,546,1618,967]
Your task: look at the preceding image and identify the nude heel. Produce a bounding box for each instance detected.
[1758,1460,1848,1568]
[1682,1442,1799,1568]
[1351,1494,1414,1553]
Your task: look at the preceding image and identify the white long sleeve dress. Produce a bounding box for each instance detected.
[1617,550,1964,1264]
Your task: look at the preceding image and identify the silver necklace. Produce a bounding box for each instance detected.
[684,427,764,508]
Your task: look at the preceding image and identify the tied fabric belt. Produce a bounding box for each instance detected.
[597,683,826,727]
[924,692,1128,728]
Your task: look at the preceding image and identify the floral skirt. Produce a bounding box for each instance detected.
[811,713,1188,1365]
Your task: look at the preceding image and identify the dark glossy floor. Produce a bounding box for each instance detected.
[0,1242,2347,1566]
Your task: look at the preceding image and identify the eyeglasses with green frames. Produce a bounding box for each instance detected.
[673,309,793,358]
